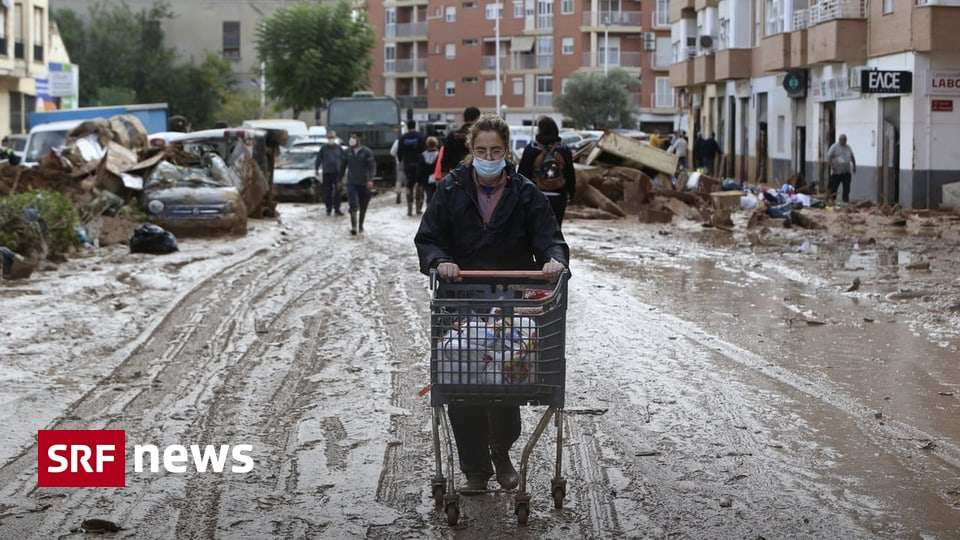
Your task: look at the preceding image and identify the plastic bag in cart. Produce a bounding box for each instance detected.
[438,315,539,385]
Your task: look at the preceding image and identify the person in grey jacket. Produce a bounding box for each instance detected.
[316,130,346,216]
[345,132,377,235]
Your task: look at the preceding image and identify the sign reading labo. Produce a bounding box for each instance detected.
[860,70,912,94]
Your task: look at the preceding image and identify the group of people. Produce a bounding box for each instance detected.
[661,130,722,175]
[314,130,377,235]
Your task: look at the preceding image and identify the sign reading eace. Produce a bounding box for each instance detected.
[38,430,126,488]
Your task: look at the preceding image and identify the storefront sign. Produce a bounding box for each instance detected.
[929,71,960,96]
[932,99,954,112]
[860,70,912,94]
[782,70,807,98]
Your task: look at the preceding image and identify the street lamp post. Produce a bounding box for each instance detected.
[603,13,609,76]
[495,3,501,114]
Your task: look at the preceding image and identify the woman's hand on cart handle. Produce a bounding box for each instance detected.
[542,259,565,281]
[437,262,462,282]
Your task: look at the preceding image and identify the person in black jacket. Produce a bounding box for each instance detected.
[415,136,441,215]
[398,120,426,216]
[517,116,576,228]
[440,106,480,175]
[415,114,568,494]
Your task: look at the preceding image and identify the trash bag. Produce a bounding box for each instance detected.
[740,193,759,210]
[129,224,178,254]
[721,178,742,191]
[767,202,793,219]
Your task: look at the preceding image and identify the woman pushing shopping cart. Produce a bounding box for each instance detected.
[414,114,569,526]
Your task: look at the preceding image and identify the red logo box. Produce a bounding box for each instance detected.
[37,430,126,488]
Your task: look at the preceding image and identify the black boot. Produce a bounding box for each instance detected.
[462,475,489,495]
[491,447,518,490]
[349,210,357,235]
[358,207,367,233]
[407,197,413,217]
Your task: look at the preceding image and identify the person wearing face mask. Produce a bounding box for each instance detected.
[344,133,377,235]
[414,114,568,494]
[416,136,440,214]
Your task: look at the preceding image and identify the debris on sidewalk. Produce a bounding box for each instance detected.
[129,223,179,255]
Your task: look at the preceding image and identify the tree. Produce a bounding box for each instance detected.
[257,1,375,115]
[217,89,264,128]
[52,1,232,129]
[554,70,639,130]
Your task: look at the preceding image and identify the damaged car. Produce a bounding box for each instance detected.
[272,147,322,203]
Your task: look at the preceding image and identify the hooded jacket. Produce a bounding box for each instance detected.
[517,135,577,199]
[414,164,569,274]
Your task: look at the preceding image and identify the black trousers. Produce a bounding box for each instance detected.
[546,193,568,229]
[448,405,521,479]
[322,173,341,213]
[829,172,852,203]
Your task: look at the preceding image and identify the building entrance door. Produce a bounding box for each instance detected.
[880,97,901,205]
[739,97,748,181]
[819,101,835,191]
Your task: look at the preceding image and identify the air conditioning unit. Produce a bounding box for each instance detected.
[848,66,865,89]
[699,35,714,49]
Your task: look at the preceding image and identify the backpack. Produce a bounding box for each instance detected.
[532,143,566,192]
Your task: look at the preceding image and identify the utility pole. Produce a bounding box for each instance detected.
[495,2,501,114]
[603,13,609,76]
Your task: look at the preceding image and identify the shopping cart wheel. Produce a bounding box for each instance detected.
[515,501,530,525]
[444,501,460,526]
[551,478,567,509]
[431,482,446,507]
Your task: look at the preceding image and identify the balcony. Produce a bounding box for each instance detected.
[385,21,427,40]
[807,19,866,64]
[396,95,428,109]
[535,94,553,107]
[385,58,427,74]
[908,4,960,52]
[693,54,715,84]
[714,48,752,80]
[654,45,673,70]
[385,0,428,6]
[694,0,718,9]
[789,29,807,68]
[670,0,695,23]
[808,0,866,25]
[669,59,694,88]
[582,51,643,69]
[581,10,645,30]
[481,55,507,70]
[758,32,790,72]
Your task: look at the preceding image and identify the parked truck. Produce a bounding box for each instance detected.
[326,92,401,182]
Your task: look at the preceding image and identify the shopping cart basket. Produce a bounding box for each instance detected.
[428,269,569,526]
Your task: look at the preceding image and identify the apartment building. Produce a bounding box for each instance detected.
[368,0,678,130]
[0,0,75,137]
[669,0,960,209]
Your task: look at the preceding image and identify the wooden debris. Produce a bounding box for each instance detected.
[594,131,679,176]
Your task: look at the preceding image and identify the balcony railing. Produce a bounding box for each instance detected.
[536,14,553,29]
[536,54,553,69]
[793,9,810,30]
[535,94,553,107]
[396,21,427,38]
[513,53,537,70]
[386,58,427,73]
[808,0,866,25]
[582,10,645,26]
[482,55,508,69]
[582,51,642,68]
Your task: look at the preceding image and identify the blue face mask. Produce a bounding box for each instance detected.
[473,157,506,178]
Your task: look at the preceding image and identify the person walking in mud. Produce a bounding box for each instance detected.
[415,114,568,493]
[416,136,441,215]
[827,134,856,207]
[397,120,426,216]
[345,133,376,236]
[518,116,576,228]
[316,130,346,216]
[440,106,480,175]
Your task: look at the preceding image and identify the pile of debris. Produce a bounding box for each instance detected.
[569,131,824,231]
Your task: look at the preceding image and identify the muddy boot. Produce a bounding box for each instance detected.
[358,207,367,233]
[407,197,413,217]
[395,191,402,205]
[349,210,357,236]
[462,476,488,495]
[415,185,424,215]
[491,448,518,490]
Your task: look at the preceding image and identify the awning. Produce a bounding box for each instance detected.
[510,36,535,52]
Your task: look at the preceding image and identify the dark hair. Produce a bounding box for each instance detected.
[463,106,481,123]
[406,120,416,130]
[535,115,560,145]
[351,132,362,139]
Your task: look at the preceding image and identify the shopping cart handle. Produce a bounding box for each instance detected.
[458,270,551,280]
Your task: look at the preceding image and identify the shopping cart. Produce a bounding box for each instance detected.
[428,269,569,526]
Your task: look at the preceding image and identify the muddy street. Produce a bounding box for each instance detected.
[2,199,959,539]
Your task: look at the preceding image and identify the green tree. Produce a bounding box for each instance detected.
[217,89,264,127]
[554,70,638,130]
[257,1,375,115]
[52,1,232,129]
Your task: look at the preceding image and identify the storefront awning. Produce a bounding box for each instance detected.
[510,36,535,52]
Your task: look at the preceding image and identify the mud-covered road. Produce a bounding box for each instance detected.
[1,199,959,539]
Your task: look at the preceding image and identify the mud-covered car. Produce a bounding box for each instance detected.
[272,147,321,203]
[143,155,248,236]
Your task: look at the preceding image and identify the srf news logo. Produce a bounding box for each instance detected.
[37,430,254,488]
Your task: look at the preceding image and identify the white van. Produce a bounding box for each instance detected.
[509,125,536,162]
[23,120,84,167]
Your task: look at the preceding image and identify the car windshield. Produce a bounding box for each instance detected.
[276,152,315,169]
[328,100,398,125]
[25,130,68,162]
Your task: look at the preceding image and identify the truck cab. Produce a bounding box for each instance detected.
[327,93,401,181]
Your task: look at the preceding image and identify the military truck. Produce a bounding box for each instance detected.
[327,92,401,182]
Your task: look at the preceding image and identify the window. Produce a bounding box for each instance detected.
[655,37,671,68]
[561,37,574,55]
[513,0,524,18]
[463,76,479,83]
[463,38,478,46]
[222,21,240,60]
[512,77,523,95]
[536,0,553,29]
[384,45,396,71]
[655,77,673,108]
[485,3,503,19]
[445,43,456,59]
[598,36,620,66]
[463,1,477,8]
[776,115,785,153]
[765,0,782,36]
[654,0,669,27]
[561,0,574,14]
[445,81,456,96]
[0,8,6,55]
[882,0,894,14]
[484,79,501,96]
[536,75,552,93]
[13,2,23,60]
[537,36,553,55]
[445,6,456,22]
